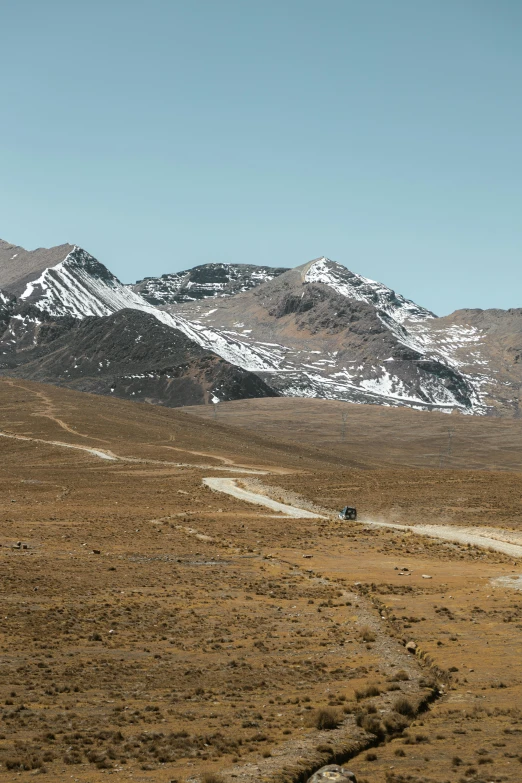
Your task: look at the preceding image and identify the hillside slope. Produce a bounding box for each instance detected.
[2,308,277,407]
[162,258,484,413]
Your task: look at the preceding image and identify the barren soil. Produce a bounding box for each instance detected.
[1,379,521,783]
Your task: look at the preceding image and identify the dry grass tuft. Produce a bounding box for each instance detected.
[393,697,415,717]
[311,708,342,730]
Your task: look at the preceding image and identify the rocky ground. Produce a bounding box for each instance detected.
[0,379,521,783]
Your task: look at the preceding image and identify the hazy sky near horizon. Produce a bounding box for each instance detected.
[1,1,521,315]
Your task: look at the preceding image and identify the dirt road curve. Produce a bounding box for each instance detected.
[365,520,522,559]
[0,431,117,461]
[0,431,266,472]
[203,477,326,518]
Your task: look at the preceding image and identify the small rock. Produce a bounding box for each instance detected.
[405,641,417,653]
[308,765,357,783]
[92,549,101,555]
[422,574,432,579]
[302,554,313,558]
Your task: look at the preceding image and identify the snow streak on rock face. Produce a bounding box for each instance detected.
[0,290,17,329]
[132,263,289,305]
[20,247,152,319]
[159,259,494,414]
[304,257,436,324]
[158,315,479,414]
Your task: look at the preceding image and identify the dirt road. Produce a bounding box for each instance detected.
[0,431,117,460]
[364,520,522,558]
[203,476,326,518]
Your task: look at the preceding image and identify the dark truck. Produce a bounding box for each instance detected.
[338,506,357,521]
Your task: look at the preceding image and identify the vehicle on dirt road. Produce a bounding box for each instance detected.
[339,506,357,520]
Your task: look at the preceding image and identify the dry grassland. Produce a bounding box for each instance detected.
[0,380,521,783]
[184,397,522,471]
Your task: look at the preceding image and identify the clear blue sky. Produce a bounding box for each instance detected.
[1,1,521,315]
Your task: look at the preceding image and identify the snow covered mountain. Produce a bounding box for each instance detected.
[159,258,489,414]
[1,241,519,415]
[156,258,520,416]
[0,241,278,407]
[131,262,289,305]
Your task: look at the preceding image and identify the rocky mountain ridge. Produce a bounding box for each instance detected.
[131,262,289,305]
[161,259,487,414]
[1,240,520,415]
[0,244,278,407]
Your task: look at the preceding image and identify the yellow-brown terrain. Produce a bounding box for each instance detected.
[1,380,522,783]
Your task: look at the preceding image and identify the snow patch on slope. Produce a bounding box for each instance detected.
[20,247,151,318]
[305,257,435,323]
[133,263,288,305]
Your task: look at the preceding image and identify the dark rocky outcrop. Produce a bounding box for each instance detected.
[0,307,278,408]
[132,262,289,305]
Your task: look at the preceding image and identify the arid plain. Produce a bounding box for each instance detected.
[1,379,522,783]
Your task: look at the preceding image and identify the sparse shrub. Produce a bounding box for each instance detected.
[389,670,409,682]
[361,715,386,740]
[383,712,409,736]
[5,759,22,771]
[393,697,415,717]
[419,676,438,690]
[355,683,381,701]
[64,752,83,765]
[360,626,376,643]
[316,743,333,754]
[201,774,224,783]
[312,708,342,730]
[366,752,377,761]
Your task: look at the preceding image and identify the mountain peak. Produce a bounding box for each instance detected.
[15,246,151,319]
[304,256,436,324]
[0,239,76,296]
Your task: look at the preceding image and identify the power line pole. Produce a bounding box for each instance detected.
[341,411,348,441]
[439,427,453,468]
